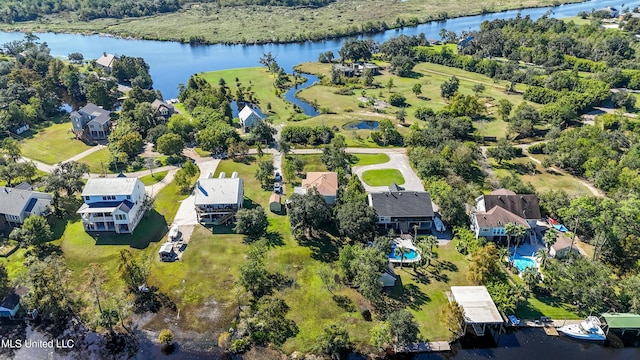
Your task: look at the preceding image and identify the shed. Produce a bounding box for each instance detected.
[450,286,503,336]
[600,313,640,336]
[269,193,282,213]
[159,243,176,262]
[549,234,580,258]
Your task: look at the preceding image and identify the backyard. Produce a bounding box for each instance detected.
[20,122,94,164]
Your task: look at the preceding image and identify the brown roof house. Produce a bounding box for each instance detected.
[470,189,541,241]
[549,234,580,258]
[95,53,118,73]
[294,172,338,205]
[151,99,176,120]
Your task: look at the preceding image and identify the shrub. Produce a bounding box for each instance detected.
[527,143,546,154]
[230,338,251,354]
[388,93,406,107]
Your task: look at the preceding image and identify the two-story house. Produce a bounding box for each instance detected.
[368,184,434,233]
[293,172,338,205]
[238,105,263,133]
[77,177,146,234]
[95,53,118,73]
[194,176,244,224]
[70,103,112,141]
[470,189,541,241]
[151,99,176,120]
[0,187,53,232]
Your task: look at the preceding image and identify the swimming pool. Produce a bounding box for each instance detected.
[390,249,419,261]
[511,256,537,272]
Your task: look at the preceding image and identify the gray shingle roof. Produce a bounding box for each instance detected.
[369,191,434,218]
[81,178,141,197]
[474,206,530,229]
[0,187,52,217]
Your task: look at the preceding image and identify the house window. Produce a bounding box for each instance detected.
[126,195,131,200]
[115,214,126,221]
[85,196,91,201]
[102,195,116,201]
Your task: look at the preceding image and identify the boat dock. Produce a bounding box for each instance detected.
[543,326,559,336]
[393,341,451,353]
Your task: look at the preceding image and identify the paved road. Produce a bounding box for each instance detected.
[352,152,424,192]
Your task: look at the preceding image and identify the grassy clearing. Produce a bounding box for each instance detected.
[20,122,93,164]
[351,153,390,166]
[0,0,580,44]
[77,147,112,174]
[140,170,168,186]
[199,67,297,122]
[516,295,581,320]
[491,157,590,197]
[362,169,405,186]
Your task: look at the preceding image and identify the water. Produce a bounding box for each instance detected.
[512,255,537,272]
[284,73,320,116]
[343,120,380,130]
[390,248,419,261]
[0,0,634,100]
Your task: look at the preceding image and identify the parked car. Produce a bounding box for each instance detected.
[275,172,282,182]
[274,182,282,194]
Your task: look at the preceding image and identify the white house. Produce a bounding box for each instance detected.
[238,105,263,132]
[471,189,541,241]
[77,177,146,234]
[194,177,244,224]
[0,187,53,232]
[95,53,117,73]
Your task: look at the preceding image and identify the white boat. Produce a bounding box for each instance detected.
[434,217,446,232]
[168,225,180,241]
[557,316,606,341]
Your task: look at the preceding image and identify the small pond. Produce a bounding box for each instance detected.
[343,120,379,130]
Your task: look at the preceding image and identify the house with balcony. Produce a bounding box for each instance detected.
[0,187,53,232]
[368,184,434,233]
[151,99,176,120]
[77,177,146,234]
[70,103,112,140]
[194,177,244,224]
[470,189,541,241]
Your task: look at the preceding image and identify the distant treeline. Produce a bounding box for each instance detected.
[0,0,334,23]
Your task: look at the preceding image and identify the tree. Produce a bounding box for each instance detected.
[369,321,392,350]
[441,301,465,340]
[388,94,406,107]
[497,99,513,121]
[362,68,374,87]
[472,83,486,96]
[234,207,268,241]
[389,55,415,77]
[68,52,84,64]
[334,198,377,242]
[315,323,352,360]
[512,224,527,256]
[1,138,21,161]
[159,329,174,345]
[486,139,517,164]
[22,254,77,322]
[412,83,422,97]
[525,160,537,176]
[318,264,337,295]
[255,160,275,190]
[239,249,273,298]
[440,76,459,99]
[321,135,351,174]
[619,274,640,313]
[249,296,299,346]
[156,133,184,156]
[19,215,52,246]
[535,248,550,269]
[505,222,516,252]
[468,243,501,285]
[395,246,411,268]
[509,102,539,138]
[0,264,9,296]
[250,120,276,145]
[318,51,335,63]
[196,122,238,155]
[338,39,375,62]
[543,229,558,251]
[167,114,197,142]
[288,190,331,239]
[417,235,438,267]
[386,78,394,93]
[174,169,190,193]
[387,310,419,345]
[521,267,541,290]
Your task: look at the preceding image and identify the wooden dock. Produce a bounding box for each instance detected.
[393,341,451,353]
[543,326,559,336]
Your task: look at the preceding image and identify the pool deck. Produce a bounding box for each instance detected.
[389,237,422,264]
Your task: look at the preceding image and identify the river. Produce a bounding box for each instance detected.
[0,0,635,100]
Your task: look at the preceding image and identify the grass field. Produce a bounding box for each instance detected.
[351,153,390,166]
[491,156,590,197]
[20,122,94,164]
[362,169,405,186]
[199,67,297,122]
[140,170,168,185]
[0,0,582,45]
[77,147,111,174]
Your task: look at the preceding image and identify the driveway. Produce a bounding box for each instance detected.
[352,152,424,192]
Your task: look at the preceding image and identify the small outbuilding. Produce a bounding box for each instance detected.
[450,286,504,338]
[269,193,282,213]
[159,243,176,262]
[379,264,397,287]
[549,234,580,258]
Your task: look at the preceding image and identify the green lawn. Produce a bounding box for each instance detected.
[199,67,298,122]
[491,157,590,197]
[351,153,390,166]
[140,170,168,186]
[77,147,112,174]
[362,169,405,186]
[515,295,581,320]
[20,122,94,164]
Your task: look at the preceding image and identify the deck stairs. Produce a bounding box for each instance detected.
[471,323,485,336]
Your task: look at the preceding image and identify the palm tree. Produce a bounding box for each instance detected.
[417,235,438,267]
[522,267,541,291]
[535,248,549,269]
[505,222,516,252]
[498,247,509,264]
[543,229,557,251]
[512,225,527,265]
[395,246,411,268]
